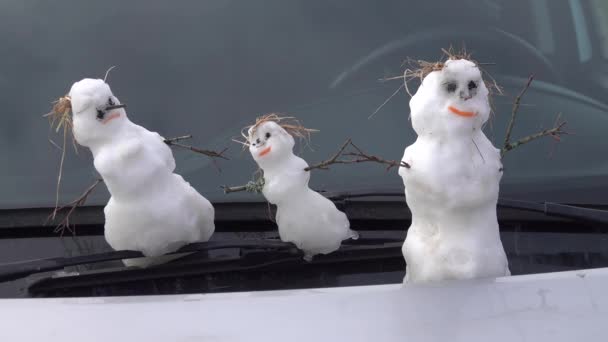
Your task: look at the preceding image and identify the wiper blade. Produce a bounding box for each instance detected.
[0,240,296,283]
[28,242,404,295]
[320,189,608,224]
[497,199,608,225]
[0,237,404,283]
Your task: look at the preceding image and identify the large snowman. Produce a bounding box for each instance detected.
[247,116,358,261]
[398,59,509,283]
[68,78,215,267]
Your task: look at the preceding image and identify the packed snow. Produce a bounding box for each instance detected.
[69,78,215,267]
[398,59,510,283]
[248,120,358,260]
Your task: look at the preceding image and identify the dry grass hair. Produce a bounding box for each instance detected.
[238,113,318,148]
[45,95,73,135]
[43,95,79,220]
[401,47,502,97]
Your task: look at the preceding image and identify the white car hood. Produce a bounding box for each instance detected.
[1,268,606,341]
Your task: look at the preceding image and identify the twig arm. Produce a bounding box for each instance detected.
[304,139,352,171]
[222,177,266,194]
[163,136,229,160]
[502,121,567,155]
[503,74,534,150]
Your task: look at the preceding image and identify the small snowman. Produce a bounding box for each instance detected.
[398,58,509,283]
[66,78,215,267]
[246,115,358,261]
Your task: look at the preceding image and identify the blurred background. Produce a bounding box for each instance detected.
[0,0,607,209]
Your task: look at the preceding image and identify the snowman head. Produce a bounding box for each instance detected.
[247,120,296,169]
[68,78,127,148]
[409,59,490,137]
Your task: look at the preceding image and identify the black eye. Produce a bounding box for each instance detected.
[108,97,115,106]
[468,81,477,90]
[256,138,261,144]
[446,82,457,93]
[265,132,271,139]
[96,109,105,120]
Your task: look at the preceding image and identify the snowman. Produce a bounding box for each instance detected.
[246,116,358,261]
[68,78,215,267]
[398,59,509,283]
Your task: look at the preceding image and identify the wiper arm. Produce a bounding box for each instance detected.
[320,189,608,224]
[497,199,608,225]
[0,237,403,283]
[0,240,296,283]
[28,242,404,295]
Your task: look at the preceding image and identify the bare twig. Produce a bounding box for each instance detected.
[343,141,410,171]
[163,136,229,160]
[502,118,568,156]
[47,178,104,236]
[221,178,266,194]
[500,75,569,158]
[222,170,265,194]
[164,135,193,143]
[305,139,410,171]
[304,139,353,171]
[503,74,534,151]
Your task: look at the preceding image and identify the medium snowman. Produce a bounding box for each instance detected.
[68,78,215,267]
[398,59,509,283]
[246,116,358,261]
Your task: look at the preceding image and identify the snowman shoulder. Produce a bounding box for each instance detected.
[93,137,143,175]
[140,129,177,172]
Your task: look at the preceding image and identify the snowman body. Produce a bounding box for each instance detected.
[398,60,509,283]
[69,79,215,266]
[248,121,358,260]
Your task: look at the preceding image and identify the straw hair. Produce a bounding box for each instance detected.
[44,95,78,219]
[239,113,318,146]
[402,47,502,97]
[44,95,73,133]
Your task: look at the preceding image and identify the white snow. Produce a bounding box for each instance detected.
[69,78,215,267]
[398,59,509,283]
[248,121,358,260]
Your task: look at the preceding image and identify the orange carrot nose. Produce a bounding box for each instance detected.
[102,112,121,124]
[448,106,476,118]
[259,146,272,157]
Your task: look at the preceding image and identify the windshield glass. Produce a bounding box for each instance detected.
[1,0,607,209]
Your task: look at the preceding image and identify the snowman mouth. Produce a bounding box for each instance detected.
[101,112,121,124]
[448,106,476,118]
[258,146,272,157]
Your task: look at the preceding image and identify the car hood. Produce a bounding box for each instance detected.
[0,267,607,341]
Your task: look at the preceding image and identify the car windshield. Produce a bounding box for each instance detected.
[1,0,608,210]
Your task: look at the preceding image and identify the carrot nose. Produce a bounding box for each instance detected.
[448,106,476,118]
[259,146,272,157]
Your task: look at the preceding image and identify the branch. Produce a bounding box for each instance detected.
[502,118,568,155]
[47,178,104,236]
[163,135,229,160]
[304,139,353,171]
[343,141,410,171]
[304,139,410,171]
[221,177,265,194]
[503,74,534,151]
[164,135,193,143]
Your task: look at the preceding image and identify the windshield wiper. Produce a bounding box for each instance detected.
[0,240,295,283]
[497,199,608,225]
[0,236,403,283]
[320,189,608,224]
